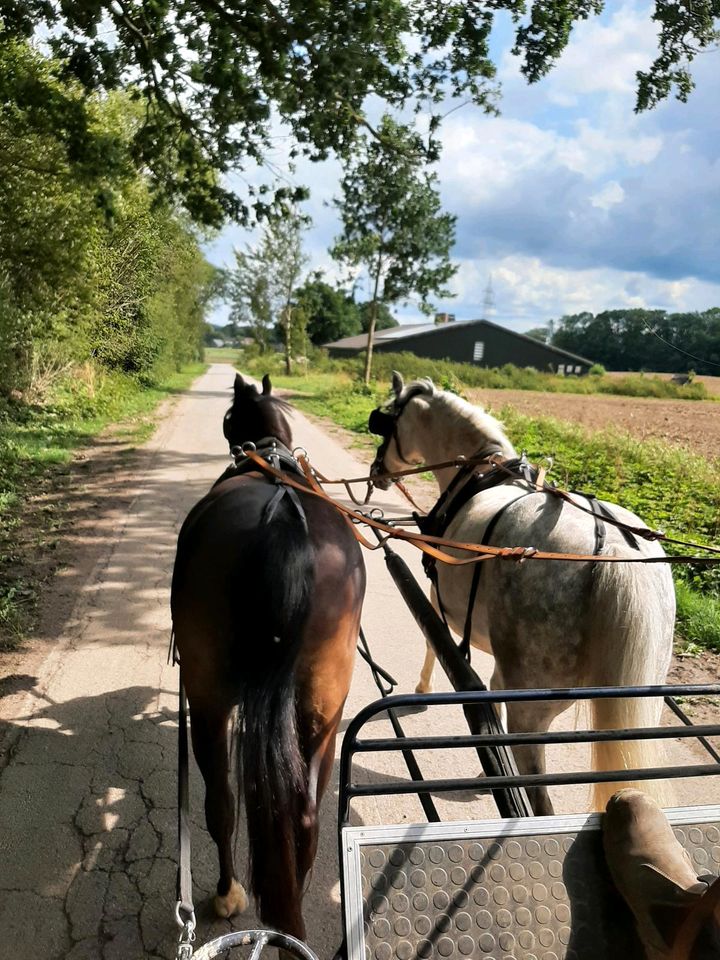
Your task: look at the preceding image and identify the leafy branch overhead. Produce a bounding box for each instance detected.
[2,0,718,225]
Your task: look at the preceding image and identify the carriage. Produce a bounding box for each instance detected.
[171,373,720,960]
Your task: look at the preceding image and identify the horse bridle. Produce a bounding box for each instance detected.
[368,401,415,474]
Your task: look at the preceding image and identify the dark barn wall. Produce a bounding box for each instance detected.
[372,323,591,373]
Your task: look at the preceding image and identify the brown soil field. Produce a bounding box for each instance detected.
[468,388,720,462]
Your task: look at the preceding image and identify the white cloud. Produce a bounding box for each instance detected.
[206,1,720,330]
[444,255,720,330]
[541,3,660,100]
[590,180,625,210]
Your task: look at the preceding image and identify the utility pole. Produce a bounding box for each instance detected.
[482,275,495,320]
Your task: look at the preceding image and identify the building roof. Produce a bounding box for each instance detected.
[325,318,594,365]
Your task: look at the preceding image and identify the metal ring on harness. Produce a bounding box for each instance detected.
[188,928,320,960]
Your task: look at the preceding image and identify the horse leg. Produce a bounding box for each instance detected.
[189,701,248,918]
[416,581,453,694]
[504,698,562,817]
[415,642,436,694]
[295,613,359,906]
[297,708,343,885]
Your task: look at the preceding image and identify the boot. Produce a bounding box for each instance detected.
[603,789,716,959]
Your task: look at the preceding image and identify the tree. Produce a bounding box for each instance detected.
[1,2,715,225]
[0,42,215,394]
[295,278,361,345]
[358,301,398,334]
[526,326,549,343]
[229,211,309,372]
[332,117,457,384]
[551,309,720,374]
[229,252,274,354]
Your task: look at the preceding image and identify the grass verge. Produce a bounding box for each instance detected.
[0,361,206,649]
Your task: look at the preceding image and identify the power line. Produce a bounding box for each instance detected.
[638,314,720,370]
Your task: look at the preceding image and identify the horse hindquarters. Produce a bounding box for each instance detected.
[586,547,675,811]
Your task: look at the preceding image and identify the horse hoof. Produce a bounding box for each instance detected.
[214,879,249,918]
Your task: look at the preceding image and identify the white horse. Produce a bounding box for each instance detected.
[369,373,675,815]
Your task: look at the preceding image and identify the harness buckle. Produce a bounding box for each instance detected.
[175,904,196,959]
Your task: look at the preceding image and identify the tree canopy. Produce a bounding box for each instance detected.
[332,115,457,382]
[295,279,362,345]
[2,1,717,225]
[358,301,398,334]
[551,309,720,374]
[0,41,216,396]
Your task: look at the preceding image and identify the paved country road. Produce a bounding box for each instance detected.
[0,365,716,960]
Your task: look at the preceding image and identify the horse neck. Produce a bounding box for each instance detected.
[423,396,516,493]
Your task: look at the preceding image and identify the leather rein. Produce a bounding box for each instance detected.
[236,445,720,567]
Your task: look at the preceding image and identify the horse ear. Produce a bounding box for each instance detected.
[262,374,272,395]
[391,371,404,397]
[234,373,259,396]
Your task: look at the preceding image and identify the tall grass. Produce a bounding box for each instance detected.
[244,349,711,400]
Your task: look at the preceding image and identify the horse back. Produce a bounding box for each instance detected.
[171,474,365,667]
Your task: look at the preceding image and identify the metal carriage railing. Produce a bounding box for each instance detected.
[338,684,720,960]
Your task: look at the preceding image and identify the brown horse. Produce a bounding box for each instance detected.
[171,373,366,939]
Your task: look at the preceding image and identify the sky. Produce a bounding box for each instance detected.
[205,1,720,333]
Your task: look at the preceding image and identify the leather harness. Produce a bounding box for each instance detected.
[228,437,309,531]
[413,444,641,661]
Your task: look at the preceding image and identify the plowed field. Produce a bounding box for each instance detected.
[470,388,719,462]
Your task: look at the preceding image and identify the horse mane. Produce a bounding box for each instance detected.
[397,377,515,454]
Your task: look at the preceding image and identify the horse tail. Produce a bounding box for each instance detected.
[585,545,675,812]
[234,515,313,932]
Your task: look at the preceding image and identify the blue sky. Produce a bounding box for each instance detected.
[205,1,720,332]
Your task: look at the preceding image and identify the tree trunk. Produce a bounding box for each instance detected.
[363,266,382,386]
[283,304,292,375]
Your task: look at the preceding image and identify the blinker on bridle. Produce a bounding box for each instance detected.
[368,403,413,473]
[368,407,395,440]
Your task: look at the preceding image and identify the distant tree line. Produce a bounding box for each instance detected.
[224,268,398,358]
[0,39,217,399]
[548,310,720,375]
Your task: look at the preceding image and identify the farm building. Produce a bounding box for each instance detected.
[325,317,594,374]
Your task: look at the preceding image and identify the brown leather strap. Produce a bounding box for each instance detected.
[670,875,720,960]
[243,450,720,568]
[316,452,720,558]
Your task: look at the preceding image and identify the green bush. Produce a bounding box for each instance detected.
[329,352,709,400]
[675,581,720,651]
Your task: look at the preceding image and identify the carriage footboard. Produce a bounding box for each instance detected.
[339,684,720,960]
[342,808,720,960]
